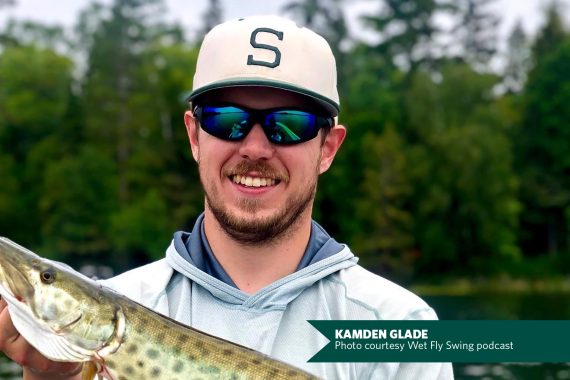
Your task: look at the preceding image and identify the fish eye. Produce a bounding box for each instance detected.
[40,269,56,284]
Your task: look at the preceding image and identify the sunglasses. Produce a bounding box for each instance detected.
[193,104,334,145]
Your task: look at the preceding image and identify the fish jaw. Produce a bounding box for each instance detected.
[0,238,120,363]
[10,297,94,362]
[0,242,35,303]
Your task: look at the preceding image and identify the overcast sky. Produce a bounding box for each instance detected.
[1,0,569,51]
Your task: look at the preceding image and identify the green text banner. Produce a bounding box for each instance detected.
[308,320,570,362]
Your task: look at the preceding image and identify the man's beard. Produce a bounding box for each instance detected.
[201,163,318,245]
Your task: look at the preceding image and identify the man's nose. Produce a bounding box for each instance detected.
[238,123,275,160]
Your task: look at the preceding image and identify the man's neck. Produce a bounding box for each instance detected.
[203,210,312,294]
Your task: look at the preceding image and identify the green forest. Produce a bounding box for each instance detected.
[1,0,569,285]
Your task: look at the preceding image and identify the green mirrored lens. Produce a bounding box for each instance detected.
[266,111,318,143]
[202,106,250,140]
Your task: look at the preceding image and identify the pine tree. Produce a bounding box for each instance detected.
[451,0,499,67]
[532,1,567,62]
[197,0,223,40]
[517,37,570,256]
[503,21,531,93]
[282,0,349,79]
[515,0,569,257]
[81,0,169,204]
[78,0,190,267]
[361,0,453,74]
[353,127,415,279]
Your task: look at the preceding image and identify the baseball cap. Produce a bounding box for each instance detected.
[188,15,340,116]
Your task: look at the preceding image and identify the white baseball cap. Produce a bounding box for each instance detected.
[188,15,340,116]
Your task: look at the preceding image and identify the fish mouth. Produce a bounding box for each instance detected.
[0,238,37,303]
[54,312,83,334]
[0,261,34,304]
[0,238,97,363]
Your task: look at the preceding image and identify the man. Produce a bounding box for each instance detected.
[0,15,453,379]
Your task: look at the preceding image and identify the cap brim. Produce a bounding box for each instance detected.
[188,79,339,116]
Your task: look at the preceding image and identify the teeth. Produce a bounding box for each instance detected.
[232,175,276,187]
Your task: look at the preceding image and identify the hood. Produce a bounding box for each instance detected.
[165,242,358,311]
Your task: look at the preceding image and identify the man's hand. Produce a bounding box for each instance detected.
[0,296,82,380]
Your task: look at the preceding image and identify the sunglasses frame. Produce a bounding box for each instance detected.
[192,103,334,145]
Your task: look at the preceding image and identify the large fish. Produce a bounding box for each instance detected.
[0,237,320,379]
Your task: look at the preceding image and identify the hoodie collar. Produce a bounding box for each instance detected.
[166,225,358,311]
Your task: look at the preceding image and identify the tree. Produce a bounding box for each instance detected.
[40,147,118,262]
[109,189,173,264]
[361,0,453,75]
[0,45,74,246]
[0,154,23,242]
[282,0,349,61]
[357,0,456,146]
[314,44,403,242]
[503,21,531,94]
[410,124,519,273]
[404,65,520,273]
[197,0,223,40]
[352,127,416,280]
[1,20,67,51]
[0,1,17,55]
[80,0,177,205]
[514,2,569,256]
[77,0,201,266]
[532,1,567,63]
[450,0,499,67]
[517,39,570,256]
[0,45,73,159]
[144,43,202,230]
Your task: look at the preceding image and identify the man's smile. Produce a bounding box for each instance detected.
[230,175,278,188]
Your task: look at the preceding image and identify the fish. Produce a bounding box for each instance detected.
[0,237,320,379]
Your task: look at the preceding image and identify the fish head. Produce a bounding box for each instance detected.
[0,238,123,362]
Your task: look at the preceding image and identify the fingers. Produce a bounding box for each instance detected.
[0,295,20,350]
[0,296,38,366]
[0,296,81,377]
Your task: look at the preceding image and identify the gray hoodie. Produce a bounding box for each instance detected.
[103,236,453,379]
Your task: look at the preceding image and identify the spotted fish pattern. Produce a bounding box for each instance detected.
[0,237,320,380]
[101,301,318,379]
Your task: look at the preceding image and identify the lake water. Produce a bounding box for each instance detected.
[1,293,568,379]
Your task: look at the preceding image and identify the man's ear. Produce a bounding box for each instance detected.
[184,111,200,162]
[319,125,346,174]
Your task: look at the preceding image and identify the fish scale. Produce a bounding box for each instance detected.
[0,237,320,379]
[102,302,315,379]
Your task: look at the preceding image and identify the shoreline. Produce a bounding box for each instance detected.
[411,276,570,296]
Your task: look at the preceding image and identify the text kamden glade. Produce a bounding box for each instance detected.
[334,329,514,352]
